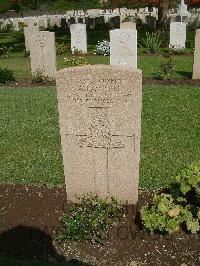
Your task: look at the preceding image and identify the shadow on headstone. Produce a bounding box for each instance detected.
[0,225,91,265]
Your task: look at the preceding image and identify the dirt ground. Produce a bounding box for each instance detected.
[0,184,199,266]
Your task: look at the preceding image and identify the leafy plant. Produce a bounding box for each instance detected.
[154,48,175,80]
[141,32,162,54]
[141,193,200,234]
[176,162,200,200]
[94,40,110,56]
[58,193,125,244]
[64,56,89,67]
[56,42,68,55]
[0,67,15,84]
[0,45,12,58]
[24,50,30,57]
[32,70,54,85]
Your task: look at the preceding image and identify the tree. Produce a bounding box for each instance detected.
[157,0,170,32]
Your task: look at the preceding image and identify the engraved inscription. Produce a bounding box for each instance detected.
[77,108,125,149]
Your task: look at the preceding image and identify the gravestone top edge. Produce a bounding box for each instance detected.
[56,65,142,76]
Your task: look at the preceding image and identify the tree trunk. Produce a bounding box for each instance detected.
[157,0,169,32]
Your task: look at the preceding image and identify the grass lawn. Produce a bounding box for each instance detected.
[0,29,194,80]
[0,85,199,189]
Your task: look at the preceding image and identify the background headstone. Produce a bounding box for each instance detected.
[192,29,200,79]
[70,23,87,54]
[110,29,137,68]
[24,26,39,52]
[30,31,56,78]
[56,65,142,204]
[170,22,186,49]
[120,21,136,30]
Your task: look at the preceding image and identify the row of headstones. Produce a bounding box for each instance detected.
[26,22,138,79]
[0,0,193,33]
[26,22,200,81]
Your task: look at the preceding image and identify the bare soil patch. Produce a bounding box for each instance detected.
[0,184,199,265]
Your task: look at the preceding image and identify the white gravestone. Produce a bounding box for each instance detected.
[170,22,186,49]
[110,29,137,68]
[56,65,142,204]
[24,26,39,52]
[30,31,56,78]
[70,23,87,54]
[192,29,200,79]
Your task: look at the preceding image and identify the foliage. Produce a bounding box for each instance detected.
[0,45,12,58]
[154,48,175,80]
[141,193,200,234]
[94,40,110,56]
[176,162,200,198]
[59,193,125,244]
[19,21,25,31]
[141,162,200,235]
[141,32,162,54]
[24,50,30,57]
[56,42,68,55]
[32,70,54,85]
[0,22,13,33]
[64,56,89,67]
[0,67,15,84]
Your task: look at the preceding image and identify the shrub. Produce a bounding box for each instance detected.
[58,193,125,244]
[141,163,200,235]
[95,40,110,56]
[64,56,89,67]
[0,45,12,58]
[154,48,175,80]
[176,162,200,200]
[56,42,68,55]
[24,50,30,57]
[0,67,15,84]
[141,193,200,234]
[32,70,54,85]
[141,32,162,54]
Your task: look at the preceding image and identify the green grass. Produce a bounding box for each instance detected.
[0,52,193,80]
[140,85,200,188]
[0,29,194,80]
[1,85,199,189]
[0,87,64,187]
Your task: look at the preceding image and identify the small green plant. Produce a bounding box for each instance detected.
[56,42,68,55]
[141,193,200,234]
[176,162,200,199]
[154,48,175,80]
[0,67,15,84]
[141,32,162,54]
[64,56,89,67]
[58,193,125,244]
[32,70,54,85]
[24,50,30,57]
[0,45,12,58]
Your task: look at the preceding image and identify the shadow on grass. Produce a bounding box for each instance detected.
[0,225,91,266]
[176,71,192,79]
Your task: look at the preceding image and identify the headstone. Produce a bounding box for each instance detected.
[170,22,186,49]
[13,19,19,31]
[70,23,87,54]
[56,65,142,204]
[30,31,56,78]
[177,0,191,22]
[24,26,39,52]
[110,29,137,68]
[120,21,136,30]
[192,29,200,79]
